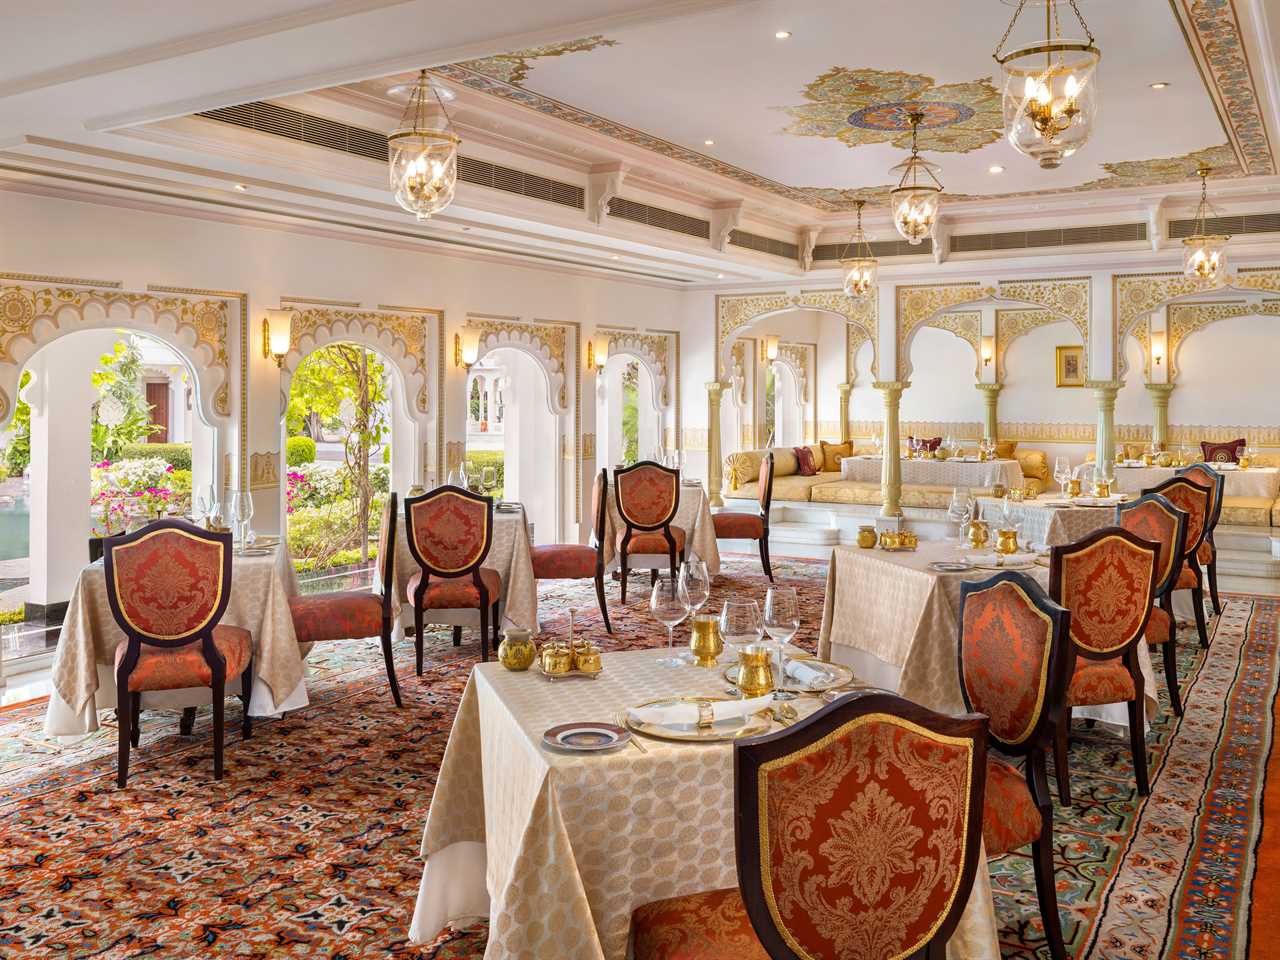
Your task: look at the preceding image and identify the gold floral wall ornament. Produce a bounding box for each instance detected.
[465,315,569,412]
[995,309,1060,381]
[449,36,617,86]
[1164,299,1280,382]
[716,290,878,383]
[605,331,673,409]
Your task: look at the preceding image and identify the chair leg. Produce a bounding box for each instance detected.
[130,692,141,748]
[1161,637,1182,717]
[620,553,629,603]
[1192,585,1209,648]
[1127,694,1150,796]
[414,606,425,676]
[1031,830,1068,960]
[650,568,658,587]
[1053,719,1072,806]
[241,653,254,740]
[1208,559,1222,616]
[451,625,462,647]
[759,534,774,583]
[480,603,489,662]
[380,619,403,708]
[595,573,613,634]
[668,547,677,583]
[116,684,132,789]
[492,602,501,651]
[212,678,226,781]
[179,706,196,737]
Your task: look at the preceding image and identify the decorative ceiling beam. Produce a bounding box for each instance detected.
[586,161,627,225]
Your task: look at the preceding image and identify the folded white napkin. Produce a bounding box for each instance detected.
[629,695,775,727]
[785,659,829,687]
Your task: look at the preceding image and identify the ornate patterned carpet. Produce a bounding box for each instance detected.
[0,556,1275,960]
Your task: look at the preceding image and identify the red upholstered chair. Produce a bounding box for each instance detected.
[712,452,774,581]
[613,460,684,602]
[631,692,988,960]
[288,493,402,707]
[958,572,1070,960]
[530,470,612,632]
[1178,462,1226,616]
[1049,527,1158,804]
[103,519,248,787]
[404,485,500,666]
[1143,475,1213,648]
[1116,493,1189,716]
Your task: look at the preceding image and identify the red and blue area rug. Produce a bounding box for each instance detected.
[0,556,1276,959]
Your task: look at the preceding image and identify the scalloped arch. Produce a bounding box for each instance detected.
[472,326,567,416]
[607,333,671,412]
[716,290,878,383]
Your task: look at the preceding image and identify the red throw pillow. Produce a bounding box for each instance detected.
[793,446,818,476]
[906,435,942,452]
[1201,439,1245,463]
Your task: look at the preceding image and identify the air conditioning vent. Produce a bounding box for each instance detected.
[950,222,1147,253]
[729,230,800,261]
[1168,211,1280,238]
[607,197,711,239]
[197,102,585,209]
[812,238,933,260]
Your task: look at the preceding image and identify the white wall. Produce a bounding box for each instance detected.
[899,328,984,426]
[1168,314,1279,427]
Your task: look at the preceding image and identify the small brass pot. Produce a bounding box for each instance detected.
[540,642,573,675]
[737,645,775,698]
[995,528,1019,556]
[689,614,723,668]
[574,643,602,674]
[964,520,990,549]
[879,530,900,549]
[498,628,536,671]
[1066,478,1082,498]
[856,526,877,549]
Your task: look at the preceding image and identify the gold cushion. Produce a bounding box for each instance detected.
[1273,498,1280,528]
[768,447,799,476]
[724,451,763,491]
[994,440,1019,460]
[1015,449,1051,485]
[809,480,882,505]
[772,473,841,502]
[1219,496,1273,527]
[820,440,852,472]
[1247,452,1280,468]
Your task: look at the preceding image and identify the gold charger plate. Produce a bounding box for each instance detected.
[723,657,854,693]
[623,696,772,743]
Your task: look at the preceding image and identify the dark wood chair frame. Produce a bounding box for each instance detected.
[1049,525,1159,803]
[714,452,776,582]
[404,485,498,667]
[734,691,989,960]
[1143,475,1214,649]
[1116,493,1189,717]
[613,460,684,603]
[958,572,1071,960]
[587,469,613,632]
[103,519,246,788]
[1177,462,1226,616]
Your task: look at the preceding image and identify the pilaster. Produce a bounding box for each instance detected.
[706,380,726,507]
[1087,380,1122,466]
[975,382,1002,442]
[836,382,853,443]
[1146,383,1175,450]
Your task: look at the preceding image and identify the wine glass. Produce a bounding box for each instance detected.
[679,558,711,615]
[193,487,209,523]
[763,586,800,701]
[482,466,497,498]
[720,597,764,663]
[650,574,691,668]
[872,434,882,457]
[1053,456,1071,495]
[230,491,254,553]
[947,487,972,542]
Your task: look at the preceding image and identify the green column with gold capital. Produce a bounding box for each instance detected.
[706,380,726,507]
[1146,383,1175,451]
[975,382,1002,442]
[1087,380,1122,467]
[837,382,853,443]
[874,381,907,517]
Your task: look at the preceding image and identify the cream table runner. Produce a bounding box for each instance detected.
[818,540,1159,728]
[976,497,1115,548]
[601,480,720,574]
[394,509,538,632]
[1113,464,1280,499]
[409,647,1000,960]
[840,455,1024,490]
[44,545,304,738]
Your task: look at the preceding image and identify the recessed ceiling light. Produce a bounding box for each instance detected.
[774,30,791,39]
[233,183,248,192]
[988,164,1005,174]
[1150,81,1169,90]
[610,255,620,260]
[704,139,715,146]
[716,273,725,279]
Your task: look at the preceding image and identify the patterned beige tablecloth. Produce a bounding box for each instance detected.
[817,540,1158,726]
[601,481,720,574]
[840,455,1024,490]
[394,510,538,633]
[1113,464,1280,499]
[44,545,303,738]
[409,647,999,959]
[976,497,1114,547]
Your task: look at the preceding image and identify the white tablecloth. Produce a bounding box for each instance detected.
[44,545,305,738]
[817,540,1158,731]
[976,498,1115,548]
[394,509,538,632]
[841,455,1024,491]
[602,481,720,575]
[409,647,1000,959]
[1113,464,1279,499]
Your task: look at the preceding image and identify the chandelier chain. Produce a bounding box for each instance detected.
[993,0,1028,59]
[993,0,1096,59]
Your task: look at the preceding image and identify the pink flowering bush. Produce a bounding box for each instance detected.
[285,470,309,515]
[90,457,184,535]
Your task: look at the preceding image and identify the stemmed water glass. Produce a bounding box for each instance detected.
[1054,456,1071,495]
[679,558,711,615]
[763,586,800,701]
[872,434,883,457]
[947,487,972,543]
[720,597,764,664]
[193,487,209,523]
[482,465,497,499]
[229,491,254,554]
[650,574,691,668]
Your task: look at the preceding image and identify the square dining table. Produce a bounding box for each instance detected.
[409,647,1001,959]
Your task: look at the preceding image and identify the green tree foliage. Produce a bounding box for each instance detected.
[91,339,160,461]
[621,361,639,465]
[2,372,31,476]
[286,435,316,466]
[119,442,192,470]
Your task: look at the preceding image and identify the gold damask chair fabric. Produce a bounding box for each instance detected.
[1049,528,1159,803]
[958,572,1071,960]
[631,692,989,960]
[103,519,247,788]
[1177,463,1226,616]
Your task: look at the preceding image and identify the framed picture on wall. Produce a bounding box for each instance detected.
[1055,345,1085,387]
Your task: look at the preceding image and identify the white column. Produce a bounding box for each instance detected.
[875,381,907,519]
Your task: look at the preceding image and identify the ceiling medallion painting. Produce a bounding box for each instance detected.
[782,67,1003,153]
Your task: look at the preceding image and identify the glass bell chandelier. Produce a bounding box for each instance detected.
[388,70,460,222]
[1183,163,1230,284]
[840,200,878,299]
[994,0,1100,169]
[889,112,943,245]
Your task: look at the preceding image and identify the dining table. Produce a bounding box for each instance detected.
[975,496,1116,547]
[44,541,307,739]
[817,539,1159,730]
[1113,462,1280,499]
[408,646,1001,959]
[601,479,720,575]
[840,454,1025,491]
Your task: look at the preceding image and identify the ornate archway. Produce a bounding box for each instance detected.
[466,316,569,416]
[605,331,673,413]
[715,289,878,381]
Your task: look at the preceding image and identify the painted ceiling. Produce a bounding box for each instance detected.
[421,0,1272,211]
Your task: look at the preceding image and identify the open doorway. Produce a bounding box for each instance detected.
[598,353,661,469]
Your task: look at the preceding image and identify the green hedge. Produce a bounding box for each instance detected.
[287,435,317,466]
[464,450,505,489]
[119,442,192,470]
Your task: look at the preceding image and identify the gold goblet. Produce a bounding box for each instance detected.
[737,645,775,698]
[689,614,723,668]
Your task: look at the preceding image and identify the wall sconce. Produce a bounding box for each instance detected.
[262,308,294,367]
[454,329,480,370]
[980,335,995,368]
[762,334,780,363]
[1151,330,1166,367]
[587,333,609,371]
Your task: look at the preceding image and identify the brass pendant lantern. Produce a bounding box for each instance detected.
[388,70,460,222]
[1183,163,1229,284]
[994,0,1100,169]
[841,200,878,299]
[889,112,943,245]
